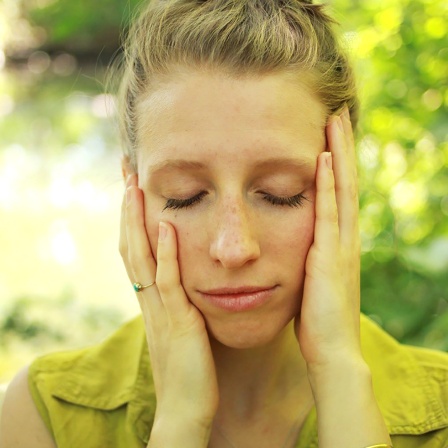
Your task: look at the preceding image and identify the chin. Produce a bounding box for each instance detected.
[205,315,294,349]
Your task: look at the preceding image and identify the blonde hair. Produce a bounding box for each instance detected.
[110,0,358,168]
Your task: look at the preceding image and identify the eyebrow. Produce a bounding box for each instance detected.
[148,156,315,176]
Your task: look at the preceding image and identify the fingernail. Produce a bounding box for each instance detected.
[326,153,333,170]
[159,222,167,241]
[126,186,132,204]
[126,174,133,187]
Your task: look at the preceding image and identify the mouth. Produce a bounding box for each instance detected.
[198,285,277,312]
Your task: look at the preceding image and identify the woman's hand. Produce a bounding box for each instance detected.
[296,107,362,370]
[119,175,218,446]
[296,109,392,447]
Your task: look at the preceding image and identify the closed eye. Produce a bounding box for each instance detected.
[162,191,308,211]
[163,191,208,211]
[260,192,308,208]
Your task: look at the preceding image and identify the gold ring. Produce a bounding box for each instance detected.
[133,281,155,292]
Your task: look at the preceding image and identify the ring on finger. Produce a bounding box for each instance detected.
[133,281,156,292]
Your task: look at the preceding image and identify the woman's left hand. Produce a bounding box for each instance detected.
[295,107,362,372]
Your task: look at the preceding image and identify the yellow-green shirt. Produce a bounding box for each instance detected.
[29,314,448,447]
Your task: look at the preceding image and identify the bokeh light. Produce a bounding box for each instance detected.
[0,0,446,400]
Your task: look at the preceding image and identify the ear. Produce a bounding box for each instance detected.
[121,156,136,183]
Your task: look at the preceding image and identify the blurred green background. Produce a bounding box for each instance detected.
[0,0,447,394]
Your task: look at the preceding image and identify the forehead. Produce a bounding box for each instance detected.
[136,70,327,167]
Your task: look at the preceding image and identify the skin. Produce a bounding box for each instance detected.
[0,366,56,448]
[120,70,391,447]
[137,71,322,350]
[0,69,390,448]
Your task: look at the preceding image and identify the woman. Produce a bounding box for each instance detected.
[1,1,447,447]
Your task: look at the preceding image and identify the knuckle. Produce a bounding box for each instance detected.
[156,268,180,296]
[156,249,169,263]
[155,278,173,296]
[326,207,338,224]
[155,267,167,289]
[156,246,175,268]
[129,249,151,269]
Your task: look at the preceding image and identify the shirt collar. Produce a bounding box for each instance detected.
[360,314,448,435]
[50,315,447,444]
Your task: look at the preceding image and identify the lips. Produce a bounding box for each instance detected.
[198,285,277,312]
[201,286,274,295]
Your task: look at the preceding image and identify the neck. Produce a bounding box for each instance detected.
[209,320,311,421]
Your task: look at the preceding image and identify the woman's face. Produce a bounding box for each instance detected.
[135,70,327,348]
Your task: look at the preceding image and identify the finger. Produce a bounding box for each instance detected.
[125,183,165,321]
[330,112,361,305]
[314,152,339,250]
[126,183,157,281]
[341,107,358,193]
[156,221,192,321]
[342,106,355,155]
[327,115,359,247]
[341,108,360,253]
[119,176,137,282]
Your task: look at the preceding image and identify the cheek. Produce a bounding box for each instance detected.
[145,205,203,283]
[145,198,316,287]
[144,192,199,257]
[175,222,206,285]
[266,207,315,269]
[296,209,315,251]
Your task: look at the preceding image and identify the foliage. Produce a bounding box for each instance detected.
[21,0,142,57]
[1,0,447,353]
[0,294,121,346]
[0,294,124,383]
[333,0,448,349]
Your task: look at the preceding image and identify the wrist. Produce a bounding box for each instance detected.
[148,413,212,448]
[306,356,392,448]
[307,353,369,392]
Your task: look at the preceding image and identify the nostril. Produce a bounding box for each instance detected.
[209,227,260,269]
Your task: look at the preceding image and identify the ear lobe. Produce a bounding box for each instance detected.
[121,156,136,182]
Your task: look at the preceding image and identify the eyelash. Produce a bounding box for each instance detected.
[163,191,208,211]
[162,191,308,211]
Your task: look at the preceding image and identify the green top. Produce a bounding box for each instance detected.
[28,314,448,448]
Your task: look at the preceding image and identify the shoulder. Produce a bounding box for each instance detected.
[360,314,448,447]
[23,317,155,447]
[28,315,151,405]
[0,366,56,448]
[30,318,144,381]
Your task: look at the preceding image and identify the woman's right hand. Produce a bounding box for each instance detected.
[119,174,219,445]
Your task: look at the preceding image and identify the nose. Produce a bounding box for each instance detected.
[209,198,261,269]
